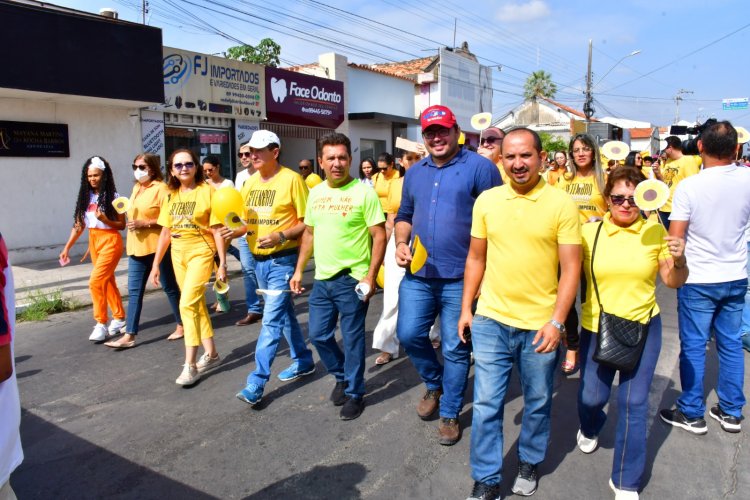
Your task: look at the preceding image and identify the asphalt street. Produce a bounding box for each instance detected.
[10,269,750,499]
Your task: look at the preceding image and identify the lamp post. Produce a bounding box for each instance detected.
[584,44,641,123]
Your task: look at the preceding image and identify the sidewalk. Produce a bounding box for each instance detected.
[12,252,244,311]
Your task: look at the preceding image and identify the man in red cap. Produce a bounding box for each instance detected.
[394,105,502,446]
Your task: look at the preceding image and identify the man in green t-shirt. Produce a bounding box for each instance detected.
[291,132,386,421]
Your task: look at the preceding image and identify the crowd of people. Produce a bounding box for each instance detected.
[21,104,746,499]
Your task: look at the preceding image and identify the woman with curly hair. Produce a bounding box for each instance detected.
[60,156,126,342]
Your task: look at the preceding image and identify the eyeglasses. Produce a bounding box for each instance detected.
[480,136,502,145]
[238,152,252,158]
[132,164,148,171]
[173,162,195,170]
[610,194,637,206]
[422,128,451,140]
[572,147,593,154]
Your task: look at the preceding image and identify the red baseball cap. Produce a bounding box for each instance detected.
[421,105,457,131]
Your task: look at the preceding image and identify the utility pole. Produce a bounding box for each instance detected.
[674,89,693,123]
[583,39,594,124]
[142,0,149,24]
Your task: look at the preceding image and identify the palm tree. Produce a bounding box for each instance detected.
[523,70,557,100]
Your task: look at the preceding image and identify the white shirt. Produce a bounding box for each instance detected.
[670,164,750,284]
[0,247,23,485]
[84,193,118,230]
[235,168,253,191]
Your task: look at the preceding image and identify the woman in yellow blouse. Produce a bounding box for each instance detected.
[149,149,227,386]
[576,167,687,497]
[372,152,401,240]
[104,153,183,349]
[557,133,608,374]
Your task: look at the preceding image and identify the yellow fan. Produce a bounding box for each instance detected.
[376,264,385,289]
[213,279,230,294]
[736,126,749,144]
[458,131,466,145]
[410,235,428,274]
[470,112,493,131]
[634,179,670,211]
[224,212,245,230]
[112,196,130,214]
[600,141,630,161]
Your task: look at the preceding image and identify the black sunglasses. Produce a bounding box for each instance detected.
[480,136,502,145]
[238,152,252,158]
[132,164,148,171]
[610,194,636,206]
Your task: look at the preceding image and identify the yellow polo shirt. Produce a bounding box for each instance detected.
[557,174,607,224]
[126,180,169,257]
[581,214,670,332]
[373,169,401,214]
[157,183,219,245]
[472,178,581,330]
[240,166,308,256]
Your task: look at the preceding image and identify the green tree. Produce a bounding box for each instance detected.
[523,70,557,100]
[539,132,567,155]
[225,38,281,67]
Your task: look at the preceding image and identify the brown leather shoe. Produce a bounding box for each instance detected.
[235,313,262,326]
[438,417,460,446]
[416,389,442,420]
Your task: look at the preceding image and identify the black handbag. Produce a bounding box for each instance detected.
[590,222,652,371]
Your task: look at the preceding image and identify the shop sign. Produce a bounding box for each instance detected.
[151,47,266,120]
[235,120,260,147]
[265,67,344,129]
[0,120,69,157]
[141,110,165,163]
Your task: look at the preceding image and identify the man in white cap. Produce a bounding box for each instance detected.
[225,130,316,406]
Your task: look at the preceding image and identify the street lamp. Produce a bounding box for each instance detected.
[593,49,641,89]
[584,44,641,122]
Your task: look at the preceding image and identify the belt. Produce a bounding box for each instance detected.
[253,247,298,262]
[321,268,352,281]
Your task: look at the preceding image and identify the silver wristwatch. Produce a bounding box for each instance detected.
[549,319,566,333]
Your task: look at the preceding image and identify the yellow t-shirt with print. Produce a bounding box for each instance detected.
[157,183,219,246]
[660,155,701,213]
[240,167,308,256]
[373,169,401,214]
[126,180,169,257]
[556,174,607,224]
[472,179,581,330]
[581,214,670,332]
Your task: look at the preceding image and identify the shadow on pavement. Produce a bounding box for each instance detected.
[243,462,368,500]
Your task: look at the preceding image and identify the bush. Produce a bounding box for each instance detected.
[18,289,78,322]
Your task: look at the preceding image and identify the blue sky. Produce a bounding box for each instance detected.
[58,0,749,130]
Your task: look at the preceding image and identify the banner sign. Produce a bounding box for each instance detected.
[265,67,345,129]
[0,120,69,157]
[140,110,165,164]
[722,98,748,111]
[151,47,266,120]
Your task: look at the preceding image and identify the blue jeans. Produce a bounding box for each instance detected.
[658,211,671,231]
[227,243,241,262]
[676,280,747,418]
[396,274,468,418]
[126,249,182,335]
[741,242,750,336]
[308,274,368,399]
[237,237,262,314]
[469,315,558,485]
[578,316,662,491]
[246,253,314,387]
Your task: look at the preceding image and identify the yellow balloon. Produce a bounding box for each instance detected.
[212,187,244,223]
[376,265,385,289]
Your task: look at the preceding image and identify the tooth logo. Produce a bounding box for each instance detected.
[271,77,288,103]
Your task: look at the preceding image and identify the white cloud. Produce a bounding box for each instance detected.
[496,0,551,23]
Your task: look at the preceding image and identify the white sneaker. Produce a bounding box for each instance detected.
[175,364,200,386]
[89,323,108,342]
[609,479,639,499]
[577,429,599,454]
[108,318,127,335]
[196,352,222,373]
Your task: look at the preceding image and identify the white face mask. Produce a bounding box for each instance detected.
[134,168,150,183]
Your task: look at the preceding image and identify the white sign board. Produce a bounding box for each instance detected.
[722,97,748,111]
[151,47,266,120]
[438,48,493,131]
[235,120,260,148]
[140,110,165,165]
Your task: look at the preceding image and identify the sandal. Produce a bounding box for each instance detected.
[167,327,184,341]
[104,335,136,349]
[375,353,393,365]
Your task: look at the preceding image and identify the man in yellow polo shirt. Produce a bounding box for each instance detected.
[230,130,316,407]
[458,128,581,499]
[656,136,700,229]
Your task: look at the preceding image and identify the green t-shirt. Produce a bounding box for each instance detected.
[305,178,385,280]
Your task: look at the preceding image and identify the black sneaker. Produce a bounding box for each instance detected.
[330,381,347,406]
[709,405,742,433]
[659,408,707,435]
[339,397,364,420]
[466,480,501,500]
[511,461,537,496]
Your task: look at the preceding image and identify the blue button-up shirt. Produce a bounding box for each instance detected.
[396,147,502,279]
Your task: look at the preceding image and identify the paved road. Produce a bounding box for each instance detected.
[11,271,749,499]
